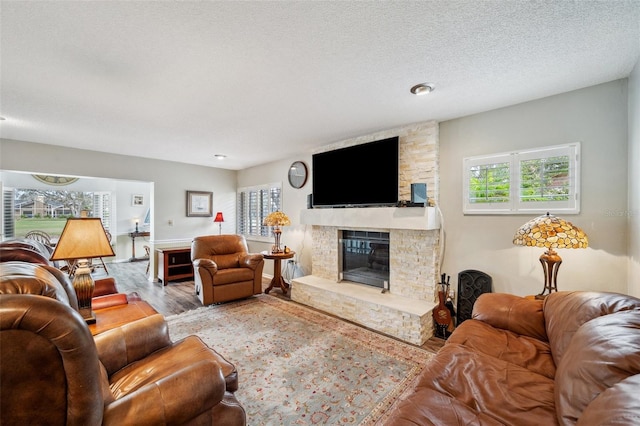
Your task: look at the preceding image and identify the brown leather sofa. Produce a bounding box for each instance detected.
[0,262,246,425]
[0,238,135,308]
[191,235,264,305]
[386,291,640,425]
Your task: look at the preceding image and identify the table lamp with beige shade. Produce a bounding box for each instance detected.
[50,218,115,323]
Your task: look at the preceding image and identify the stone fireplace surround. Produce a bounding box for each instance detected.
[291,207,440,345]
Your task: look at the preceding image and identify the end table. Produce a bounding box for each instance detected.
[262,251,295,296]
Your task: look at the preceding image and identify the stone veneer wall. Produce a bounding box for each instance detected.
[315,120,439,204]
[310,120,441,303]
[390,229,440,300]
[398,122,439,203]
[310,225,339,281]
[311,227,440,301]
[293,120,441,344]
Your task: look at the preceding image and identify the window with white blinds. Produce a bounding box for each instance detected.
[3,189,16,239]
[237,183,282,239]
[463,143,580,214]
[92,192,112,232]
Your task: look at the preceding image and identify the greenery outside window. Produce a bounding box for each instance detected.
[4,189,112,238]
[463,143,580,214]
[237,182,282,240]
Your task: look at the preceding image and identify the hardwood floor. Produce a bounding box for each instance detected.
[105,261,445,353]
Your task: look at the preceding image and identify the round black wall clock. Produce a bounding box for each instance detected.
[288,161,308,189]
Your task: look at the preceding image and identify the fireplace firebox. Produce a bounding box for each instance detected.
[340,230,390,289]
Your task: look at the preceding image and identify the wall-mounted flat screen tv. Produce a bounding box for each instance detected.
[312,136,399,208]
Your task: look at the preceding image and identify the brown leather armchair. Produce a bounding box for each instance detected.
[191,235,264,305]
[0,262,246,425]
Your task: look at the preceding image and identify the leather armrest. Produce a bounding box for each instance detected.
[103,360,226,425]
[94,277,118,297]
[193,258,218,272]
[472,293,547,342]
[94,314,172,375]
[240,253,264,270]
[126,291,142,301]
[92,293,128,310]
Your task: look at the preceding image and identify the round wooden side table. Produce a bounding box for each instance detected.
[262,251,295,296]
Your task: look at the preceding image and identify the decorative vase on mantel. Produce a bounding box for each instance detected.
[263,211,291,254]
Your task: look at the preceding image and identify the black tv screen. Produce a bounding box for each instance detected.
[312,136,399,208]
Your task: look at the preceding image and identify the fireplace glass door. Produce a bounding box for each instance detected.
[341,230,389,289]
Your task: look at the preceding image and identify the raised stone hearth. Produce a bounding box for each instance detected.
[291,207,440,345]
[292,276,435,345]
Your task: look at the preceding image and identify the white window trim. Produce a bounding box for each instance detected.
[237,182,282,242]
[463,143,581,215]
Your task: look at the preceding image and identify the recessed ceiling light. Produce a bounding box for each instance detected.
[410,83,435,95]
[214,154,226,160]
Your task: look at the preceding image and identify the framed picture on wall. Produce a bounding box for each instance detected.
[186,190,213,217]
[132,194,144,206]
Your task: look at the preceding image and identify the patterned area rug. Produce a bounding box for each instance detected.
[166,294,433,425]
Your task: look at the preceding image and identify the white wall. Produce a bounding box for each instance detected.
[0,139,237,277]
[439,80,630,296]
[2,76,635,295]
[237,156,313,279]
[628,60,640,297]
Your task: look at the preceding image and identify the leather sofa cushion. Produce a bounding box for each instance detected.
[0,274,71,306]
[0,246,51,265]
[576,375,640,425]
[93,277,118,296]
[213,268,255,286]
[0,262,79,311]
[387,386,505,426]
[544,291,640,366]
[212,253,241,270]
[0,294,104,425]
[473,293,547,342]
[205,348,239,393]
[0,238,53,258]
[401,343,557,425]
[555,310,640,425]
[0,262,75,309]
[109,335,225,400]
[2,324,69,425]
[92,293,129,310]
[105,358,226,424]
[447,319,556,379]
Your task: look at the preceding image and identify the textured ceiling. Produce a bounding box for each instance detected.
[1,1,639,170]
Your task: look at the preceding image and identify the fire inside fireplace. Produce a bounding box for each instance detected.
[340,230,390,289]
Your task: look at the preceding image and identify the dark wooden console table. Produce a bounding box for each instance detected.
[157,247,193,285]
[128,231,150,262]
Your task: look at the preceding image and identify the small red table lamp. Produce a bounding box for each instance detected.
[214,212,224,235]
